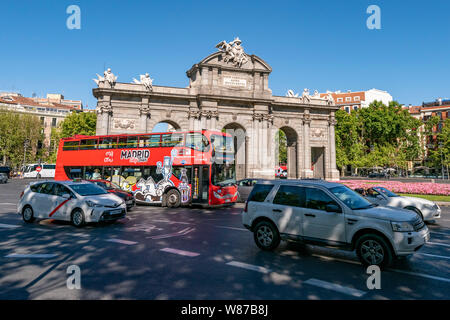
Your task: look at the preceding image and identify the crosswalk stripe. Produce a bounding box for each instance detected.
[226,261,271,274]
[304,278,366,297]
[160,248,200,257]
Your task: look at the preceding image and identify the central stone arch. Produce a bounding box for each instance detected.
[93,39,340,180]
[223,122,247,180]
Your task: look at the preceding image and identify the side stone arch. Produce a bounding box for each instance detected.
[274,125,299,179]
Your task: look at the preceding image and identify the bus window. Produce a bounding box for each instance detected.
[139,135,161,148]
[99,137,117,149]
[84,167,103,180]
[43,164,56,169]
[64,167,82,179]
[80,139,98,150]
[127,136,139,148]
[161,133,184,147]
[186,133,210,152]
[63,140,79,151]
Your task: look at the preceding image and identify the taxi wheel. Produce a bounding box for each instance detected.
[22,206,35,223]
[166,189,181,208]
[71,209,85,228]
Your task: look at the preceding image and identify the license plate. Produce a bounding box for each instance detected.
[110,209,122,215]
[126,200,133,204]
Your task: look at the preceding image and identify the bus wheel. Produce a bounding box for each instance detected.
[166,189,181,208]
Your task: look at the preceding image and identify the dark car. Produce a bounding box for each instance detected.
[368,172,387,178]
[88,179,135,210]
[236,178,269,202]
[0,166,11,179]
[0,172,8,184]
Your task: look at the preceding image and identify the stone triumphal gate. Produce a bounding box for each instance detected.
[93,38,340,181]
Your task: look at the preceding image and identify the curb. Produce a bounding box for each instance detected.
[436,202,450,207]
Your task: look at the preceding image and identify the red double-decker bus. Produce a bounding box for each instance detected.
[54,130,238,207]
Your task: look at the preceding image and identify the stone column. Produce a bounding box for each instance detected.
[328,114,340,181]
[301,111,313,178]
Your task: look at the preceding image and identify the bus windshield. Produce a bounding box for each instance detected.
[212,162,236,186]
[211,134,234,154]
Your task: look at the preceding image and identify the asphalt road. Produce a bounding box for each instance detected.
[0,179,449,300]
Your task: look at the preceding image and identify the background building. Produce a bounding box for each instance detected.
[0,92,82,149]
[321,88,393,113]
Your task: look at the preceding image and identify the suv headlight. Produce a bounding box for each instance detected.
[86,200,102,208]
[391,221,414,232]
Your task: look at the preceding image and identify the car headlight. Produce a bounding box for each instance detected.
[86,200,102,208]
[391,221,414,232]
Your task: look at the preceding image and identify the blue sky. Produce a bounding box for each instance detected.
[0,0,449,109]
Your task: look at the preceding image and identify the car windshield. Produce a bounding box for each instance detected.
[69,183,108,196]
[330,185,375,210]
[373,186,399,197]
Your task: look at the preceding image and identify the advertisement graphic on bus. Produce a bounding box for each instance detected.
[55,130,238,207]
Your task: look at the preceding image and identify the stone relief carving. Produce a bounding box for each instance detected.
[96,103,113,115]
[252,113,273,123]
[188,110,219,120]
[215,37,248,68]
[311,127,326,139]
[93,68,117,87]
[114,119,136,130]
[139,104,151,118]
[133,73,153,91]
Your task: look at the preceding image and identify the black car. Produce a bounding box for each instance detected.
[88,179,136,210]
[0,166,11,178]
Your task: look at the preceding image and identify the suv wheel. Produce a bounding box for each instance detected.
[71,209,85,228]
[253,221,280,251]
[22,206,35,223]
[166,189,181,208]
[356,233,393,267]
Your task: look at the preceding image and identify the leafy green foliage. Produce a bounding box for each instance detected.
[335,101,423,173]
[60,111,97,138]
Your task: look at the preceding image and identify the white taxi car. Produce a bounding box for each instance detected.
[18,180,126,227]
[357,186,441,222]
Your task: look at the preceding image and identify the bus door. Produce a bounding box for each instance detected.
[191,165,209,204]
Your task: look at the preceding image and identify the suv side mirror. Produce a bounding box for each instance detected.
[62,193,71,199]
[326,203,342,213]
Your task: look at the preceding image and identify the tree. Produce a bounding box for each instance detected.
[335,101,422,176]
[276,130,287,165]
[0,110,43,168]
[60,111,97,138]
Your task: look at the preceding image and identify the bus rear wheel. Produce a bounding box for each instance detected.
[166,189,181,208]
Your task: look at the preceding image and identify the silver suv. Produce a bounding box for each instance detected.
[242,180,430,267]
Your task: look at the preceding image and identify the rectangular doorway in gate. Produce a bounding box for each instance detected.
[311,147,325,179]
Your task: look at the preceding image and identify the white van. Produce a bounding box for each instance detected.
[23,164,56,179]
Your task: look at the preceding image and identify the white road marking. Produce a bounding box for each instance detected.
[150,227,195,239]
[215,225,247,231]
[0,203,16,205]
[106,238,138,245]
[427,241,450,248]
[226,261,271,274]
[66,232,90,238]
[430,231,450,236]
[304,278,366,298]
[5,253,58,259]
[311,254,360,265]
[0,223,19,229]
[416,252,450,260]
[151,219,192,225]
[160,248,200,257]
[388,269,450,283]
